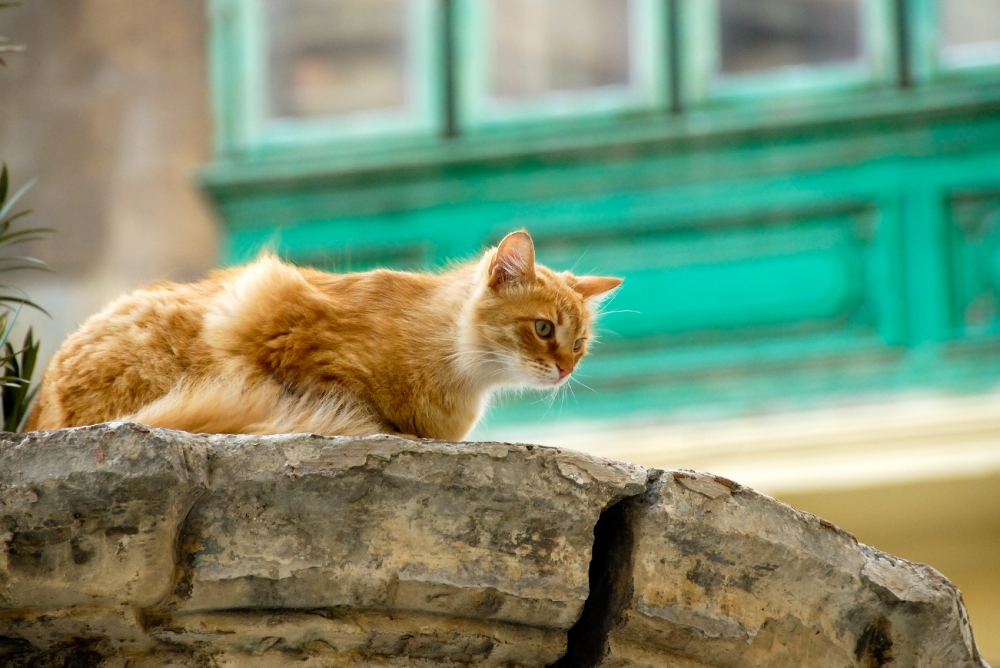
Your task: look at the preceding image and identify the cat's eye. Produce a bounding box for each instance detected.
[574,338,583,351]
[535,319,554,338]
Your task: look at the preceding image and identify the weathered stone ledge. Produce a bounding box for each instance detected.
[0,424,988,667]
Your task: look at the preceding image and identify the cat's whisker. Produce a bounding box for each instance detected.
[535,386,561,422]
[594,326,623,338]
[533,385,556,404]
[567,245,592,274]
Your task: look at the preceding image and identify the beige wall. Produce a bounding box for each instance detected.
[0,0,218,362]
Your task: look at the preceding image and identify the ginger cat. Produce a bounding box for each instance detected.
[26,231,621,440]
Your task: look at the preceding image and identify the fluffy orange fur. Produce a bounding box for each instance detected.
[26,231,621,440]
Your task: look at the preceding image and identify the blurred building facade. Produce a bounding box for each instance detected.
[2,0,1000,661]
[0,0,219,354]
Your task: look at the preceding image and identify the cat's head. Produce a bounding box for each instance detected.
[464,230,621,389]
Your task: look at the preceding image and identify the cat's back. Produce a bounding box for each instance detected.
[27,257,450,433]
[27,270,235,430]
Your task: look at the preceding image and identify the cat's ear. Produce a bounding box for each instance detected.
[570,275,623,302]
[488,230,536,289]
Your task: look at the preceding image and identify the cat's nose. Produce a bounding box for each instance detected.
[557,364,572,380]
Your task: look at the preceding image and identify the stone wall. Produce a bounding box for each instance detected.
[0,425,988,667]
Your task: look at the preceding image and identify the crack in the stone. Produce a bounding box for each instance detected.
[549,487,642,667]
[152,476,210,618]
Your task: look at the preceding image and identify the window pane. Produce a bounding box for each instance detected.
[488,0,630,100]
[267,0,408,119]
[941,0,1000,65]
[719,0,861,76]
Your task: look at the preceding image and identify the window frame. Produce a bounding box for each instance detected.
[679,0,897,105]
[452,0,670,130]
[209,0,444,156]
[909,0,1000,83]
[204,0,1000,160]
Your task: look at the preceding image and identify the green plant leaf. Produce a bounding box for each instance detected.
[1,238,52,250]
[0,295,49,316]
[0,265,55,275]
[0,302,22,350]
[0,225,53,242]
[0,177,35,222]
[0,165,50,430]
[0,209,33,226]
[0,255,49,267]
[3,327,38,431]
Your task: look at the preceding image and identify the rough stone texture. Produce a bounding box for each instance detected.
[0,424,643,666]
[0,424,207,611]
[0,425,988,667]
[595,471,987,668]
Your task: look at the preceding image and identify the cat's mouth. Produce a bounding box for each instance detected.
[542,371,571,388]
[516,369,565,389]
[514,358,572,389]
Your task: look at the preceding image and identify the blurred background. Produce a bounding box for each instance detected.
[1,0,999,660]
